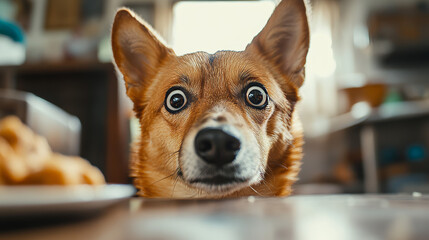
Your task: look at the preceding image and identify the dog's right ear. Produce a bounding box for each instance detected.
[111,8,175,110]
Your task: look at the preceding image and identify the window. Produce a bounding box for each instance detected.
[172,1,275,55]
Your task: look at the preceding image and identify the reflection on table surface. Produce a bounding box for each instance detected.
[2,194,429,240]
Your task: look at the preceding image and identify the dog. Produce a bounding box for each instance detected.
[111,0,310,198]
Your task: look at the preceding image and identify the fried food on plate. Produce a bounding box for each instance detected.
[0,116,105,185]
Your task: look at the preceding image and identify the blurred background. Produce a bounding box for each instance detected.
[0,0,428,195]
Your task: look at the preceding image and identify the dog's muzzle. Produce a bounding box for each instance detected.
[194,128,241,167]
[179,119,262,194]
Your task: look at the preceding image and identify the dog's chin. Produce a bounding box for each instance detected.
[183,173,262,197]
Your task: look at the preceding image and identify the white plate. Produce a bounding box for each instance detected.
[0,184,135,217]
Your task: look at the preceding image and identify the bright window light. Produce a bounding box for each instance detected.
[172,1,275,55]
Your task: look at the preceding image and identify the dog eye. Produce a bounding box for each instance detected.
[165,87,188,113]
[245,83,268,109]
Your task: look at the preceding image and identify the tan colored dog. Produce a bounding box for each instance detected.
[111,0,310,198]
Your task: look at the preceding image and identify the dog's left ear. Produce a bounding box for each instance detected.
[246,0,310,89]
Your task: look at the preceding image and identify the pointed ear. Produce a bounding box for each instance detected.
[111,8,175,107]
[246,0,310,89]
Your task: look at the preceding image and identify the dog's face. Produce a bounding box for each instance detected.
[112,0,309,198]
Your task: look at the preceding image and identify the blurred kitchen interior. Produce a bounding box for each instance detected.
[0,0,428,194]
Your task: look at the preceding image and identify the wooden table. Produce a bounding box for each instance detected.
[1,194,428,240]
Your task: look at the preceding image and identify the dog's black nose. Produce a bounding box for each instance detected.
[194,128,241,166]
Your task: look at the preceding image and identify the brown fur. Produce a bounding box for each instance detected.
[111,0,310,198]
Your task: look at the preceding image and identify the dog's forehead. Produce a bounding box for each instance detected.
[173,51,271,91]
[177,51,248,78]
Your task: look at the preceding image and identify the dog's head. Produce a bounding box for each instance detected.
[112,0,309,198]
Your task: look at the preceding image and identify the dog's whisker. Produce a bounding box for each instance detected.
[249,185,263,197]
[277,163,289,170]
[261,178,273,192]
[167,150,181,160]
[170,174,180,198]
[254,166,272,193]
[149,171,176,186]
[189,191,200,198]
[159,150,180,169]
